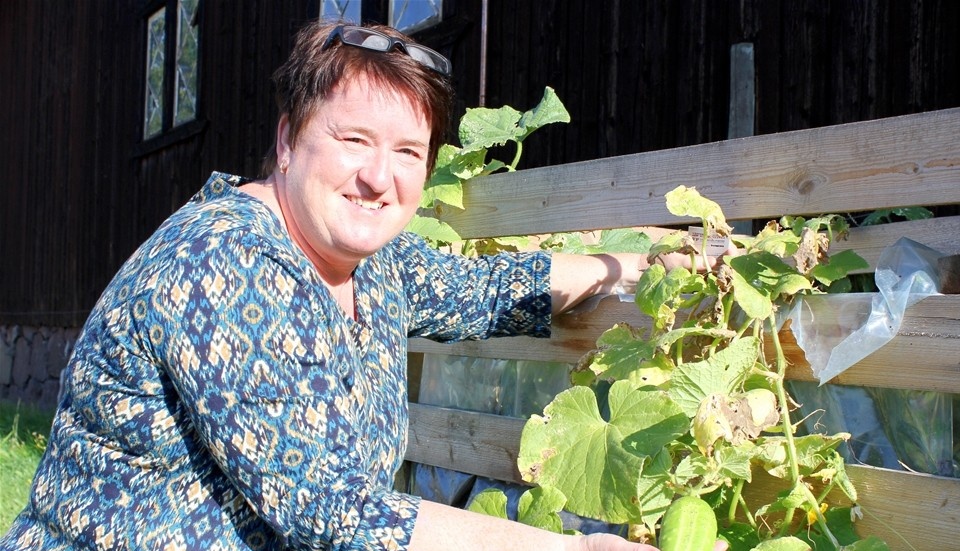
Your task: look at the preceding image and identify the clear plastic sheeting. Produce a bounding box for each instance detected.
[786,237,944,385]
[789,381,958,477]
[785,237,957,478]
[417,354,571,418]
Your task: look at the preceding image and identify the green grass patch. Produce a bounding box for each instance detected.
[0,400,54,534]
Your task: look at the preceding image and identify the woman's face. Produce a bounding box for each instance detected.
[276,73,431,276]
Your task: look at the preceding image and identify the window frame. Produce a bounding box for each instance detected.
[137,0,205,155]
[318,0,445,34]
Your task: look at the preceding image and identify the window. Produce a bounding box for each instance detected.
[320,0,442,34]
[143,0,200,140]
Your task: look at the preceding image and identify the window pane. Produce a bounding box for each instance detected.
[174,0,199,126]
[144,8,166,139]
[320,0,360,23]
[390,0,442,33]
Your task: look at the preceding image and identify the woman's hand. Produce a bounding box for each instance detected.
[569,533,730,551]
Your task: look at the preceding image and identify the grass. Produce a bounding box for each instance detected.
[0,400,54,534]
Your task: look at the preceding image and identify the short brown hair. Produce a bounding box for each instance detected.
[262,21,454,177]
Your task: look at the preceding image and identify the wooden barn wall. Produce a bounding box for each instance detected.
[1,0,959,327]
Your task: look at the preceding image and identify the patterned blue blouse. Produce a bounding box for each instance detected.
[2,172,551,550]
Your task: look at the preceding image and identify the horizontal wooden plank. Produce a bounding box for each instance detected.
[835,215,960,273]
[406,402,526,484]
[406,403,960,551]
[432,108,960,239]
[409,294,960,394]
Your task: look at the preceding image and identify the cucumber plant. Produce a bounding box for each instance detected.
[470,187,894,551]
[407,86,570,252]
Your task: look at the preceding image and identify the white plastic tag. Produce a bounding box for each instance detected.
[687,226,730,256]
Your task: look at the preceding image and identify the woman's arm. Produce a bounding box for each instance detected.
[549,252,646,314]
[409,499,657,551]
[550,243,737,314]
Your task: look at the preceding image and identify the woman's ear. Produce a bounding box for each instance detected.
[276,114,292,163]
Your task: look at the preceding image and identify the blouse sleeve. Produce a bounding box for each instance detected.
[391,232,553,342]
[144,231,419,550]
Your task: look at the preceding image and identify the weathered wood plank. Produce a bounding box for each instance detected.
[406,403,960,551]
[409,294,960,394]
[406,403,526,484]
[432,108,960,239]
[835,215,960,273]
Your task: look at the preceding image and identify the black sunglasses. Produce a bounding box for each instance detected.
[322,25,452,77]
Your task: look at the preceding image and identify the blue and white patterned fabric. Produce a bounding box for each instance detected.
[2,172,552,550]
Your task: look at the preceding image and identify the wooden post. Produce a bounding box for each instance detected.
[728,42,755,235]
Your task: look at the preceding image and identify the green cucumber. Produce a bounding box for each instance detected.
[658,495,717,551]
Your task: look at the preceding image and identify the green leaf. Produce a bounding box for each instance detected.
[718,522,762,551]
[754,434,849,479]
[667,336,760,418]
[635,265,696,330]
[664,185,733,236]
[518,382,687,524]
[647,231,689,257]
[809,250,869,286]
[728,252,812,319]
[752,223,800,257]
[459,105,524,152]
[517,486,567,533]
[635,449,675,528]
[420,179,465,210]
[862,206,933,226]
[518,86,571,138]
[405,214,462,245]
[593,229,653,254]
[751,536,811,551]
[467,488,509,519]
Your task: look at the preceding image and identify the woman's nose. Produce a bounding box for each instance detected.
[358,149,393,193]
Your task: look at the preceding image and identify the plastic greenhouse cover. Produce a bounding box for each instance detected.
[784,237,944,385]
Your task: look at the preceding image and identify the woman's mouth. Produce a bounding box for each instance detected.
[347,196,384,210]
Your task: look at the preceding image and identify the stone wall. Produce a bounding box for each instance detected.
[0,325,80,412]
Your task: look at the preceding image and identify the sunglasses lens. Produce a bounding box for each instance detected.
[332,26,451,76]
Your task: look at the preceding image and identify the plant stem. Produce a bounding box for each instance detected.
[768,317,799,480]
[769,316,841,548]
[508,141,523,171]
[727,479,744,524]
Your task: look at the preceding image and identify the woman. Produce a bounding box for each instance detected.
[2,21,725,551]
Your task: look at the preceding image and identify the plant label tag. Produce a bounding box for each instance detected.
[688,226,730,256]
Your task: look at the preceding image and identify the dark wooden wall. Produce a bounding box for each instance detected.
[2,0,958,327]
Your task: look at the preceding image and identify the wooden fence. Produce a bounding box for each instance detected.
[405,108,960,550]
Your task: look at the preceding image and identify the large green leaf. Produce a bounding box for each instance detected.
[518,86,571,138]
[466,487,508,518]
[517,486,567,533]
[405,214,461,244]
[587,323,660,382]
[518,382,687,523]
[635,265,696,330]
[664,185,733,236]
[459,105,524,152]
[728,252,812,320]
[808,250,869,286]
[667,336,760,417]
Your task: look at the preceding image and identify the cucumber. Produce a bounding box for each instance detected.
[658,495,717,551]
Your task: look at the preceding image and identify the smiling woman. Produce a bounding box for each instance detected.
[0,21,679,551]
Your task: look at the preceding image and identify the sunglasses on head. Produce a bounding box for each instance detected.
[322,25,452,77]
